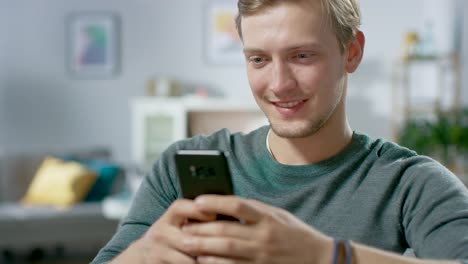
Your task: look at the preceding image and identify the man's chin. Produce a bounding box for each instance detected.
[269,122,322,139]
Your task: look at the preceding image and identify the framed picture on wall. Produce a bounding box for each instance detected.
[204,0,244,65]
[66,12,120,78]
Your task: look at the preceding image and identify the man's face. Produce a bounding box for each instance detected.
[241,1,349,138]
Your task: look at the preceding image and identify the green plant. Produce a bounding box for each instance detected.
[398,119,436,156]
[398,108,468,165]
[453,108,468,151]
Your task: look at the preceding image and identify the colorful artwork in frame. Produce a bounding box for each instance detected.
[67,13,120,78]
[205,0,244,65]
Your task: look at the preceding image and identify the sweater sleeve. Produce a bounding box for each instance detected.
[90,130,231,263]
[399,157,468,262]
[90,144,181,264]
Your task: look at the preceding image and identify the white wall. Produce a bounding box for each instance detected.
[463,1,468,105]
[346,0,423,139]
[2,0,251,162]
[1,0,465,163]
[0,4,7,149]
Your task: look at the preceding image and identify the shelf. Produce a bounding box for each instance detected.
[391,53,461,140]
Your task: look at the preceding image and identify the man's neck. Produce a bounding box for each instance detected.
[268,118,353,166]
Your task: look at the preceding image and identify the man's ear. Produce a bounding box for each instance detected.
[345,30,365,73]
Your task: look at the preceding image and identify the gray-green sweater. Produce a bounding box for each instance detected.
[92,126,468,263]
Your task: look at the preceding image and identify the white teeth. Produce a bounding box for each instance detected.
[276,100,302,108]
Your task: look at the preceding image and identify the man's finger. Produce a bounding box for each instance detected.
[183,236,256,259]
[194,195,265,223]
[182,220,253,240]
[153,243,197,264]
[197,256,250,264]
[164,199,217,225]
[143,225,197,263]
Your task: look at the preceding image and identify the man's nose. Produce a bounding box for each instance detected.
[269,60,297,94]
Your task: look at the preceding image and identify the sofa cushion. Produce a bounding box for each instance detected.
[0,148,112,203]
[81,160,121,202]
[21,157,97,208]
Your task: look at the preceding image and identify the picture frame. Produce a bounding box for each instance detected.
[204,0,244,65]
[67,12,120,78]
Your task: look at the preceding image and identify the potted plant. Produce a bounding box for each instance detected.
[399,108,468,176]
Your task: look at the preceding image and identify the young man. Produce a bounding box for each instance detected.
[92,0,468,263]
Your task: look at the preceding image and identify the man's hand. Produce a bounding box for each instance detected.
[111,198,216,264]
[181,195,334,264]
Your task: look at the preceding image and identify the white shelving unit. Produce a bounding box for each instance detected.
[131,97,267,169]
[391,54,461,140]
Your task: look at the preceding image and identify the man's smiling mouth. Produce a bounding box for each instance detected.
[273,100,307,108]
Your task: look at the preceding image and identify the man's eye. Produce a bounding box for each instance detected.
[297,53,311,59]
[251,57,264,63]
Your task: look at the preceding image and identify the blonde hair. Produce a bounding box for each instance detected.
[235,0,361,53]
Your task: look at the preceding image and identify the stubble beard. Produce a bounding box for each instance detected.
[267,90,344,139]
[269,114,327,138]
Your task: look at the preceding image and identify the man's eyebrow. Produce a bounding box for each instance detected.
[243,43,322,54]
[287,43,322,50]
[243,47,264,54]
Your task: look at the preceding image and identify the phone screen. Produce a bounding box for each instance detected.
[175,150,237,221]
[175,150,234,200]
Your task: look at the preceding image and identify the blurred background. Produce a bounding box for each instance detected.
[0,0,467,263]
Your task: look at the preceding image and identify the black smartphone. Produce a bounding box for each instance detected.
[175,150,237,221]
[175,150,234,199]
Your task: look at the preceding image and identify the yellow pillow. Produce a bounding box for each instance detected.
[22,156,97,208]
